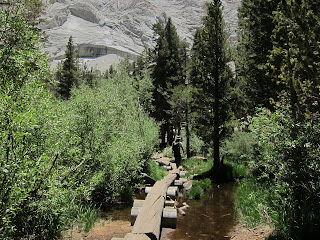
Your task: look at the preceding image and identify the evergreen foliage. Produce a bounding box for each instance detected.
[236,0,320,238]
[150,17,185,146]
[236,0,281,112]
[190,0,233,170]
[57,36,79,99]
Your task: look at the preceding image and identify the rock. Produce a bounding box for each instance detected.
[40,0,241,71]
[183,180,192,190]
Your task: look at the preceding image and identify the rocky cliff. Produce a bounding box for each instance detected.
[41,0,240,71]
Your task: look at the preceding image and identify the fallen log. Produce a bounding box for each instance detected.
[157,159,170,166]
[183,180,192,190]
[133,199,145,208]
[164,165,172,170]
[162,207,177,228]
[170,163,177,169]
[133,199,175,208]
[145,186,178,199]
[173,178,187,186]
[177,208,186,216]
[141,172,156,185]
[131,207,177,228]
[132,172,178,239]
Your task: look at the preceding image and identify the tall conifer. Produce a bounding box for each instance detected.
[58,36,79,99]
[151,18,184,147]
[190,0,232,171]
[236,0,280,112]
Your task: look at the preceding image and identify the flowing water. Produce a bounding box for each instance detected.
[167,182,238,240]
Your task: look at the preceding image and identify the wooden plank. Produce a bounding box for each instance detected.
[170,163,177,169]
[157,159,170,166]
[124,233,150,240]
[132,173,178,239]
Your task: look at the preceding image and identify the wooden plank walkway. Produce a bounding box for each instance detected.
[131,170,178,239]
[112,154,181,240]
[115,168,179,240]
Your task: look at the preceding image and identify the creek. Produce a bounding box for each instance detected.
[168,182,238,240]
[104,182,238,240]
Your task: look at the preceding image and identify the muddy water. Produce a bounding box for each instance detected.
[167,182,238,240]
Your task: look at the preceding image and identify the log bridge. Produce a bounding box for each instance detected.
[113,162,180,240]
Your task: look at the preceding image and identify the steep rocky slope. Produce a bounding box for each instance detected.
[41,0,240,70]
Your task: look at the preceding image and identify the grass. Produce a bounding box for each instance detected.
[182,157,213,177]
[187,178,212,199]
[181,157,213,199]
[76,204,99,233]
[148,159,166,181]
[235,178,276,228]
[162,146,173,158]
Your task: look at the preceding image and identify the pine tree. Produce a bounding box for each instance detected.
[236,0,281,112]
[58,36,79,99]
[151,18,185,147]
[268,0,320,119]
[190,0,232,171]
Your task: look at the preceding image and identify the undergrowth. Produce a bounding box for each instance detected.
[182,157,213,177]
[188,179,212,199]
[148,159,166,181]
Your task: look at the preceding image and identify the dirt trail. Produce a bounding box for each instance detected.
[61,219,132,240]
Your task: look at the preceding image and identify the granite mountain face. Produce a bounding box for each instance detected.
[41,0,240,70]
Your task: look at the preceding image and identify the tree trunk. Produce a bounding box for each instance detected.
[185,109,190,158]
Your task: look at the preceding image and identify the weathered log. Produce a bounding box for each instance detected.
[166,186,178,199]
[177,208,186,216]
[162,207,177,228]
[183,180,192,190]
[145,186,178,199]
[164,165,172,170]
[133,199,145,208]
[165,200,175,207]
[132,172,178,239]
[173,178,187,186]
[180,205,190,211]
[131,207,177,228]
[157,159,170,166]
[141,172,156,185]
[179,171,187,177]
[123,233,150,240]
[170,163,177,169]
[134,199,175,208]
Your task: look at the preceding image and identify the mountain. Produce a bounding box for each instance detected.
[41,0,240,71]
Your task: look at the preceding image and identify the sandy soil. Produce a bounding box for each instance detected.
[61,219,132,240]
[230,224,274,240]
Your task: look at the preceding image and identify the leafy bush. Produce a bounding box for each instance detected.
[236,103,320,239]
[223,129,257,163]
[147,159,166,181]
[0,5,158,237]
[182,157,213,177]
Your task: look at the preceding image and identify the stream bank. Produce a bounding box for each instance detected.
[61,182,272,240]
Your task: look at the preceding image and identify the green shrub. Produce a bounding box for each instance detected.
[182,157,213,177]
[148,159,166,181]
[223,129,257,163]
[162,146,173,158]
[236,104,320,239]
[187,185,204,199]
[187,179,211,199]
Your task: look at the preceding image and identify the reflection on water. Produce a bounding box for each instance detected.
[167,182,238,240]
